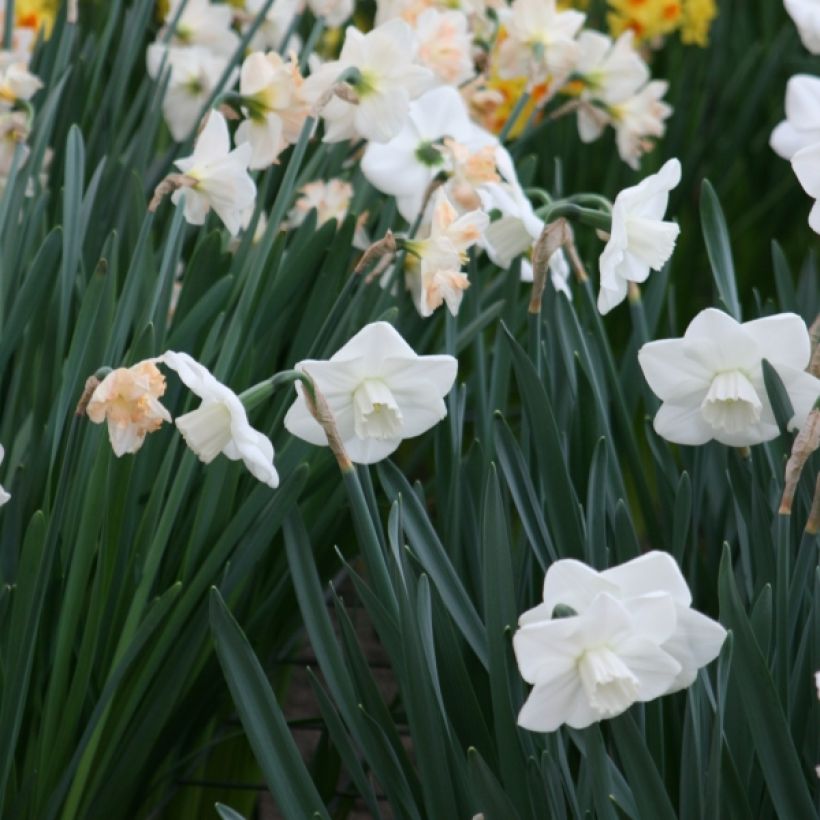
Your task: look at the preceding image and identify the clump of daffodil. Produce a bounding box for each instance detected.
[606,0,717,47]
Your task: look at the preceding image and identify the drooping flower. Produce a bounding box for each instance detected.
[519,551,727,694]
[598,157,681,315]
[286,178,354,229]
[514,591,682,732]
[161,351,279,487]
[784,0,820,54]
[86,361,172,456]
[146,44,231,142]
[404,188,488,317]
[638,308,820,447]
[300,19,436,143]
[495,0,586,82]
[171,110,256,236]
[771,75,820,160]
[284,321,458,464]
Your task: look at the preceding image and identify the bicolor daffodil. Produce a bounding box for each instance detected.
[404,188,488,317]
[86,360,172,456]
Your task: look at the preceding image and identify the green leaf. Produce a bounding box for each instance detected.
[761,360,794,436]
[611,711,677,820]
[717,545,814,818]
[700,180,741,320]
[215,804,246,820]
[209,588,330,820]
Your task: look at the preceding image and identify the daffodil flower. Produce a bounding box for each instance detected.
[284,322,457,464]
[171,110,256,236]
[598,157,680,315]
[771,74,820,160]
[638,308,820,447]
[86,361,172,456]
[301,20,436,144]
[162,351,278,488]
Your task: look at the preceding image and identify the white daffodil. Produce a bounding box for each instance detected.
[495,0,585,81]
[241,0,304,53]
[519,552,727,693]
[161,0,240,56]
[771,75,820,160]
[415,9,475,87]
[638,308,820,447]
[301,19,436,144]
[307,0,354,27]
[611,80,673,170]
[162,351,278,487]
[573,30,649,144]
[784,0,820,54]
[598,157,680,315]
[405,188,488,317]
[791,138,820,233]
[480,180,544,269]
[235,51,308,169]
[0,61,42,107]
[146,44,232,142]
[284,321,458,464]
[361,85,487,221]
[514,591,682,732]
[172,110,256,236]
[87,360,172,457]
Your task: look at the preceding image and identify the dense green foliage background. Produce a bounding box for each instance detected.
[0,1,816,818]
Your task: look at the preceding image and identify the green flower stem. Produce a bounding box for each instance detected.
[499,90,531,143]
[567,193,613,213]
[299,17,325,72]
[539,203,612,232]
[580,278,662,544]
